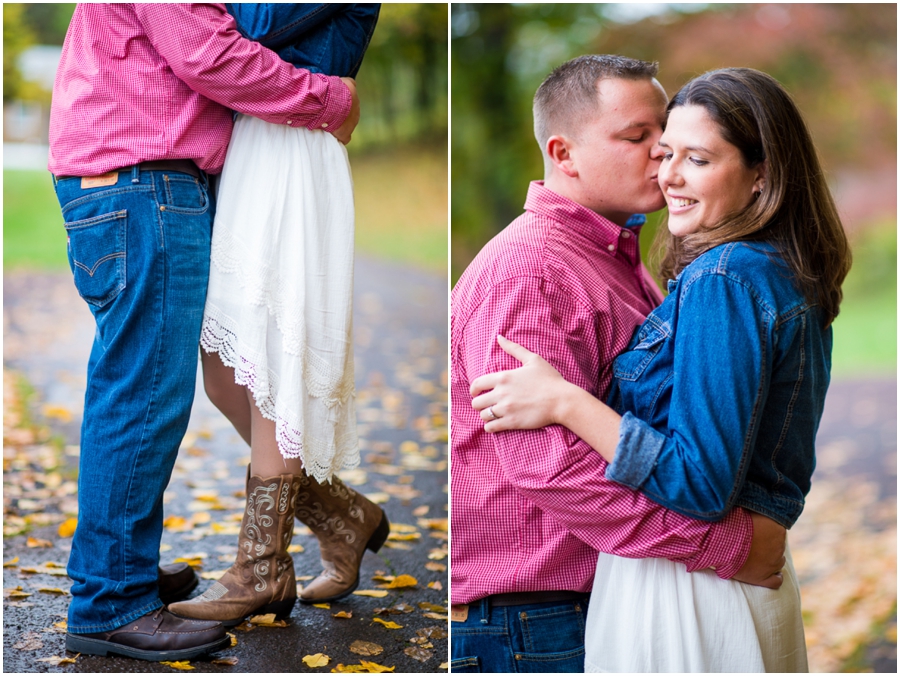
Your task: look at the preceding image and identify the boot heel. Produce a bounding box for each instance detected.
[258,596,297,621]
[366,512,391,553]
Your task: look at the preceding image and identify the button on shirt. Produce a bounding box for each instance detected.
[48,3,352,176]
[450,181,753,605]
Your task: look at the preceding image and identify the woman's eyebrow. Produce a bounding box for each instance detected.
[657,139,716,154]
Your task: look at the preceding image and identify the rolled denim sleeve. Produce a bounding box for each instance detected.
[607,272,772,520]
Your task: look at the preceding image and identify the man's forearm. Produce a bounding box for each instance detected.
[135,3,351,131]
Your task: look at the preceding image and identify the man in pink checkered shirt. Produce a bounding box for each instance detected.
[49,4,358,662]
[450,55,787,673]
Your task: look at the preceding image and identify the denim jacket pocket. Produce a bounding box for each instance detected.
[64,210,127,308]
[613,313,670,382]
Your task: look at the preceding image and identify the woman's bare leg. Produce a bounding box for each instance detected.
[201,350,251,445]
[247,387,304,476]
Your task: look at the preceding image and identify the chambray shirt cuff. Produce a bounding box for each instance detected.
[606,412,665,488]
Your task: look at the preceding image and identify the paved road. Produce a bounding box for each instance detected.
[3,258,448,673]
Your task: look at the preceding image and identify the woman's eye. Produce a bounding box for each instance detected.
[662,152,673,161]
[690,157,708,166]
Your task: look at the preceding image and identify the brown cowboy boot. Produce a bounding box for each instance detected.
[295,473,390,603]
[169,471,299,626]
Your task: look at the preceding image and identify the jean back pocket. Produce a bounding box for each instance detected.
[64,210,127,308]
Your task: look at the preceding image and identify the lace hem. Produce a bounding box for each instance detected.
[200,307,359,484]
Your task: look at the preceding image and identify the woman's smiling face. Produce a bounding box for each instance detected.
[657,105,765,237]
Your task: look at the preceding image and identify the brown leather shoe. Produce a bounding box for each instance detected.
[296,473,390,602]
[65,608,229,661]
[168,472,299,626]
[158,563,199,604]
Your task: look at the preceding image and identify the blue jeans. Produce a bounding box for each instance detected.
[53,165,213,632]
[451,598,588,673]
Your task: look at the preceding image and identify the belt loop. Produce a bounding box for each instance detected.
[480,597,489,624]
[131,164,140,184]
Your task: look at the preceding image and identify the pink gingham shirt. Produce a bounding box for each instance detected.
[48,3,351,177]
[450,181,753,604]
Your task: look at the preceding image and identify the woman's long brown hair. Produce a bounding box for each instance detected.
[653,68,851,327]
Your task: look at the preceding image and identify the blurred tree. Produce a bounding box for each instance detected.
[3,4,36,103]
[21,3,75,45]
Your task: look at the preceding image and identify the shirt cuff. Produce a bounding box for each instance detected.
[304,74,352,132]
[606,412,665,488]
[683,507,753,580]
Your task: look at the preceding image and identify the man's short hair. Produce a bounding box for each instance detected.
[533,54,659,150]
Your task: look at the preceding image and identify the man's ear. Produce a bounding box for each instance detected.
[546,135,577,178]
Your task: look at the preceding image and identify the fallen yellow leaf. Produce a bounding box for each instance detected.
[26,537,53,548]
[427,581,443,590]
[160,660,195,670]
[424,562,446,572]
[57,517,78,538]
[353,590,388,598]
[37,587,69,595]
[313,603,331,609]
[303,653,330,667]
[383,574,417,589]
[287,544,304,553]
[247,613,276,624]
[417,518,448,531]
[386,533,420,542]
[163,515,190,532]
[389,523,419,533]
[372,618,402,630]
[421,612,448,621]
[332,660,396,673]
[42,405,73,423]
[36,654,79,666]
[333,611,353,619]
[212,656,239,666]
[418,602,446,613]
[3,557,19,567]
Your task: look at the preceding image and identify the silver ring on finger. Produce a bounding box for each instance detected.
[487,406,500,421]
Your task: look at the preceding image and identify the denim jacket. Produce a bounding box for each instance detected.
[606,241,832,528]
[226,4,380,78]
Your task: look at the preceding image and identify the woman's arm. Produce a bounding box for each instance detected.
[471,335,623,463]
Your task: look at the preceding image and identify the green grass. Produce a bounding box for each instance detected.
[3,144,448,274]
[831,223,897,376]
[3,170,69,269]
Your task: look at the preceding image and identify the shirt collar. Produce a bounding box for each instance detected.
[524,181,644,259]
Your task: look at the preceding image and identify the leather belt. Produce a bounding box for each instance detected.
[135,159,202,179]
[481,590,589,607]
[57,160,201,181]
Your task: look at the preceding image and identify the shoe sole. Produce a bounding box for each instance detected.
[159,575,200,605]
[65,633,231,662]
[299,511,391,605]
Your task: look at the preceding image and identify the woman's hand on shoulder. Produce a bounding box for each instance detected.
[470,335,571,433]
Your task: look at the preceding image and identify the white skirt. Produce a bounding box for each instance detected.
[201,114,358,483]
[584,543,808,673]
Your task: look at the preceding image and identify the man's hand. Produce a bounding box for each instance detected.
[331,77,360,145]
[731,513,787,589]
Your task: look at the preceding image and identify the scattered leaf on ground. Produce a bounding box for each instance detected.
[349,640,383,656]
[4,557,20,567]
[26,537,53,548]
[372,618,402,630]
[313,603,331,609]
[353,590,388,598]
[160,660,195,670]
[427,581,443,590]
[421,612,448,621]
[37,587,69,595]
[200,570,227,580]
[213,657,239,666]
[303,653,330,667]
[389,523,418,533]
[382,574,417,589]
[57,517,78,538]
[404,646,432,663]
[246,613,288,627]
[424,562,446,572]
[412,505,429,516]
[333,611,353,619]
[5,586,32,599]
[418,626,448,640]
[332,660,395,673]
[12,632,43,650]
[287,544,304,553]
[418,602,446,613]
[227,632,238,647]
[36,655,78,666]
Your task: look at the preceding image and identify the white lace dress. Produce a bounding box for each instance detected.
[583,543,808,673]
[201,114,358,483]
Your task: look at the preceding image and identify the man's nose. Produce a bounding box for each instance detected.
[650,143,666,160]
